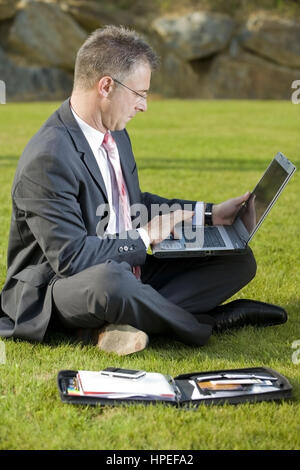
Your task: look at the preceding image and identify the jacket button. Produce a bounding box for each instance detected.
[124,245,129,252]
[118,247,123,253]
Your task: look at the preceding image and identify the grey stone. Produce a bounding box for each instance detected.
[207,52,300,99]
[7,0,87,71]
[59,0,139,32]
[0,0,18,21]
[241,13,300,69]
[0,47,73,101]
[151,51,202,98]
[152,11,236,61]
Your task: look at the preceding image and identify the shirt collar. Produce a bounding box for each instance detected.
[70,105,106,153]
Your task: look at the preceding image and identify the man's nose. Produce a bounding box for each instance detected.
[136,98,147,113]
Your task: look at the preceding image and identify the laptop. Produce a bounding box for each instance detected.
[152,152,296,258]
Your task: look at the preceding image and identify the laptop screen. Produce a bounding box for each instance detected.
[237,155,295,239]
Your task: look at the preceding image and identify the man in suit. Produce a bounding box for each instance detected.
[0,26,286,355]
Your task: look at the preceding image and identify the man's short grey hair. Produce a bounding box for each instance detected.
[74,25,159,90]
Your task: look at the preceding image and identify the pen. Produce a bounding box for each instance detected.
[196,374,277,382]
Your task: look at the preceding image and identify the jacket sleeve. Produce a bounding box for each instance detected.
[13,153,147,278]
[141,191,197,219]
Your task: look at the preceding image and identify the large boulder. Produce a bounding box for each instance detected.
[0,47,73,101]
[0,0,18,21]
[58,0,140,32]
[240,13,300,69]
[7,0,87,71]
[151,51,202,98]
[152,11,236,61]
[206,52,300,99]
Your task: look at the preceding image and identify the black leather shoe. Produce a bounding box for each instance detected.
[211,299,287,333]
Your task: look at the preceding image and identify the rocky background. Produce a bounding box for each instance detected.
[1,0,300,101]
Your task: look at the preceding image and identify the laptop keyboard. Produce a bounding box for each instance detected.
[184,226,226,248]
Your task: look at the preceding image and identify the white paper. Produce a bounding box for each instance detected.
[77,371,176,399]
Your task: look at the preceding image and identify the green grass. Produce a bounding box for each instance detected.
[0,100,299,450]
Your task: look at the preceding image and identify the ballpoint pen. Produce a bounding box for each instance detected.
[196,374,277,382]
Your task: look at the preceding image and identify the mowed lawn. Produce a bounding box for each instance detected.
[0,100,299,450]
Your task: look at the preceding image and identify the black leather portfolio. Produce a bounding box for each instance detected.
[57,366,292,407]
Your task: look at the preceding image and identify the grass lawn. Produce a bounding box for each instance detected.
[0,99,299,450]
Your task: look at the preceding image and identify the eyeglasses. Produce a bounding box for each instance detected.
[112,77,148,101]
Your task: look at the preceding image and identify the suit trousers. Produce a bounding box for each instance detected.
[52,248,256,346]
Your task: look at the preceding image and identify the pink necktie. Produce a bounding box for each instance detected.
[102,132,141,279]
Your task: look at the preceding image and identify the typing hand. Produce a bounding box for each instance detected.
[212,192,251,226]
[143,210,194,245]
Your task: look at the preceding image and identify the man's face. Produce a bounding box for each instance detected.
[103,62,151,131]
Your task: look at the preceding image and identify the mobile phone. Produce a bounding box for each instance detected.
[100,367,146,379]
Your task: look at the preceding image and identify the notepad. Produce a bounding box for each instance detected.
[75,370,178,401]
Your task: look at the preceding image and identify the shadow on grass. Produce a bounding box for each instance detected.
[43,296,300,352]
[0,155,20,167]
[1,154,299,173]
[137,156,300,172]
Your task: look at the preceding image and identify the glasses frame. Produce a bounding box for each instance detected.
[111,77,147,101]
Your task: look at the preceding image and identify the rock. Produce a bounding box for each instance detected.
[0,0,18,21]
[206,52,300,99]
[152,11,236,61]
[0,47,73,101]
[240,13,300,69]
[151,51,202,98]
[2,1,300,101]
[144,30,200,97]
[7,0,87,71]
[58,0,139,32]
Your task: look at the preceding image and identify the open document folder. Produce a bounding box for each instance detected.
[58,367,292,407]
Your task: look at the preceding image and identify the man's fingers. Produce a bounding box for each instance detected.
[173,209,194,225]
[173,227,181,239]
[182,209,195,220]
[147,210,195,245]
[240,191,251,203]
[249,194,256,208]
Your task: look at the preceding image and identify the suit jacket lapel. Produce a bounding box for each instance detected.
[58,99,108,201]
[81,150,108,201]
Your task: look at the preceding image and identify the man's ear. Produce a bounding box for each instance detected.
[97,76,114,98]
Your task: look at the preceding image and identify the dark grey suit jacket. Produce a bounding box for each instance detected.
[0,99,196,342]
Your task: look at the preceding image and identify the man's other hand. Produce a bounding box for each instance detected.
[143,210,194,245]
[212,192,251,226]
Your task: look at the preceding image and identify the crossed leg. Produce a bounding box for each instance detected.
[52,248,256,346]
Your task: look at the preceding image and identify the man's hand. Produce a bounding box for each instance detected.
[240,193,257,232]
[212,192,251,226]
[143,210,194,245]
